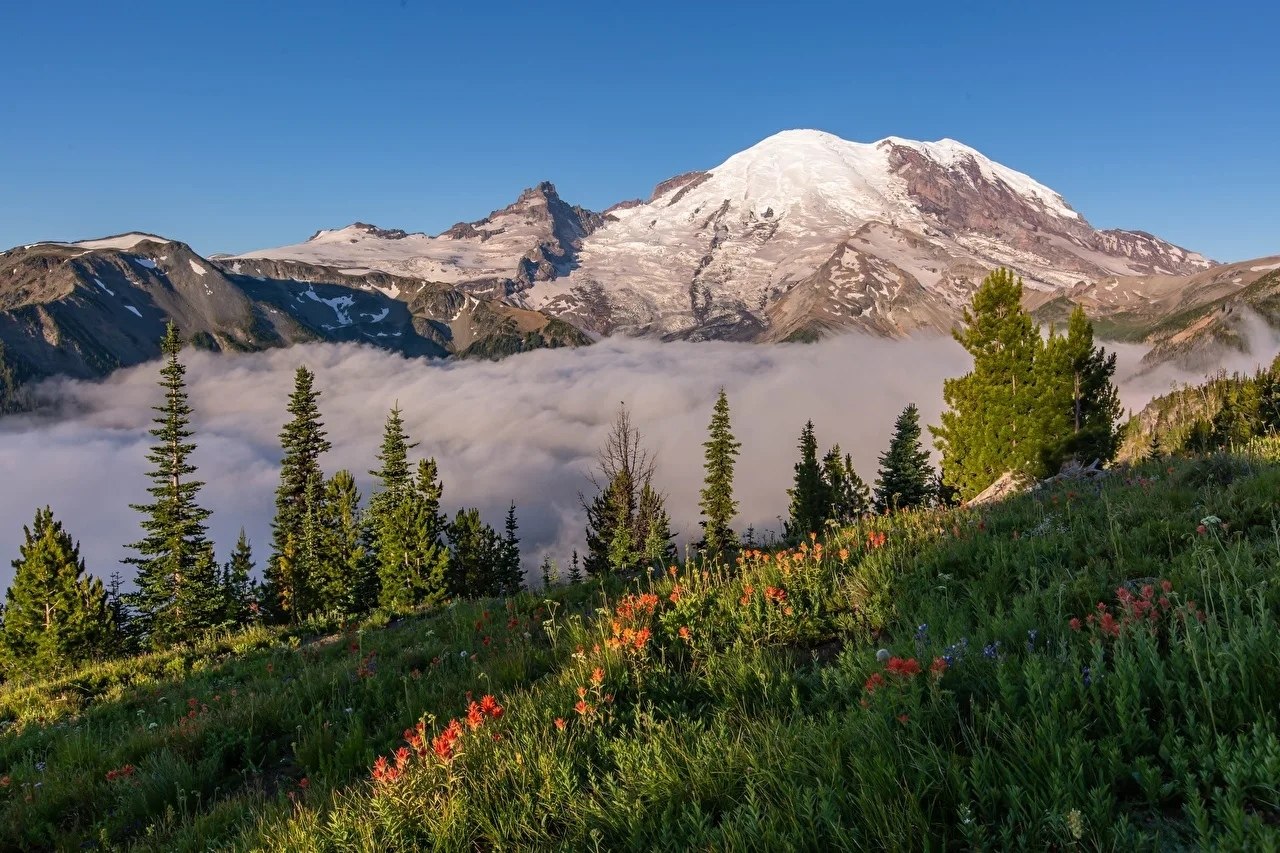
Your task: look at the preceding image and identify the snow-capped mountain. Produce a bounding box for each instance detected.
[236,129,1213,341]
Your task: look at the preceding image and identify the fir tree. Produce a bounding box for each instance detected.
[822,446,872,526]
[875,404,935,512]
[786,421,828,539]
[568,550,583,584]
[539,555,555,590]
[447,508,504,598]
[498,502,523,596]
[220,530,256,628]
[932,269,1042,499]
[637,481,676,567]
[698,388,741,560]
[378,459,450,611]
[582,405,656,576]
[1036,306,1122,470]
[266,366,331,621]
[315,471,372,616]
[1,507,114,675]
[106,570,138,654]
[124,323,217,647]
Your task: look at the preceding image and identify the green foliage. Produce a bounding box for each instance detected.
[0,508,114,677]
[266,366,332,621]
[497,502,524,596]
[374,459,450,611]
[218,530,257,628]
[313,471,373,617]
[822,445,871,525]
[698,389,741,560]
[786,420,827,539]
[123,323,218,647]
[874,403,935,512]
[447,508,505,597]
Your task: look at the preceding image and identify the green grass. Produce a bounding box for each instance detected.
[4,447,1280,850]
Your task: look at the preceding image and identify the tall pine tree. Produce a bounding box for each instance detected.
[786,421,828,539]
[314,471,372,616]
[124,323,217,647]
[698,388,741,560]
[376,458,450,611]
[875,404,935,513]
[498,502,524,596]
[447,508,504,598]
[266,366,331,621]
[1,508,114,676]
[823,446,871,525]
[219,530,256,628]
[932,269,1042,499]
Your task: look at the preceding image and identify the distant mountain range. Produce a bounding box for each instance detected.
[2,129,1276,396]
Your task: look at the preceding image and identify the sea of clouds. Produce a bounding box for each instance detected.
[0,329,1275,591]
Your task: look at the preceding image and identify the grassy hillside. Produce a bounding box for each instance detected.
[3,448,1280,850]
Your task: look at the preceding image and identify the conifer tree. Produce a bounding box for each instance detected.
[786,421,828,539]
[637,481,676,567]
[498,502,524,595]
[124,323,217,647]
[315,471,372,616]
[266,366,331,621]
[822,446,872,525]
[875,404,935,512]
[932,269,1042,499]
[568,550,583,584]
[539,555,555,590]
[447,508,504,598]
[582,404,666,575]
[378,459,450,610]
[220,530,256,627]
[698,388,741,560]
[1036,306,1122,470]
[1,507,114,675]
[106,570,138,653]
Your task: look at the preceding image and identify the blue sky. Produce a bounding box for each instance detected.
[1,1,1275,261]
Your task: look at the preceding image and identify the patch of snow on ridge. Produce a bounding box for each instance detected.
[124,305,142,318]
[304,286,356,325]
[131,257,157,270]
[73,233,169,251]
[93,277,115,296]
[189,260,208,276]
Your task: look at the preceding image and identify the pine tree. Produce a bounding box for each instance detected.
[498,502,524,595]
[786,421,828,539]
[378,459,450,611]
[875,404,935,513]
[932,269,1042,499]
[266,366,331,621]
[568,550,583,584]
[220,530,256,628]
[314,471,372,617]
[124,323,217,647]
[539,555,555,590]
[698,388,741,560]
[637,481,675,567]
[1037,306,1122,471]
[447,508,504,598]
[106,571,138,653]
[1,507,114,676]
[822,446,871,526]
[582,404,661,575]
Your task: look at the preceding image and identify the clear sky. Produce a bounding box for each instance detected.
[1,0,1275,261]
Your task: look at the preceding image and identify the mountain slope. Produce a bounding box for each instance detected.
[239,130,1214,343]
[0,237,590,394]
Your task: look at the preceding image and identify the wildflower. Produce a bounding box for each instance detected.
[0,776,10,787]
[914,623,928,641]
[555,717,567,730]
[466,702,486,730]
[479,695,504,719]
[678,626,692,641]
[864,672,886,693]
[765,586,787,604]
[930,657,948,677]
[1026,629,1038,652]
[1066,808,1085,840]
[574,699,593,716]
[35,762,45,773]
[1069,617,1082,632]
[1081,666,1092,687]
[1160,579,1172,593]
[897,714,910,725]
[298,777,310,790]
[1196,524,1207,535]
[668,566,678,578]
[982,641,1000,660]
[839,548,850,562]
[887,657,922,678]
[590,667,605,686]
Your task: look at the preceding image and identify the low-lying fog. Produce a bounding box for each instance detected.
[0,332,1273,590]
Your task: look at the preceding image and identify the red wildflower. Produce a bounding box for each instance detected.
[678,626,692,641]
[765,586,787,604]
[864,672,886,693]
[898,714,910,725]
[886,657,922,678]
[1069,617,1082,631]
[554,717,567,731]
[1160,579,1173,593]
[590,667,605,686]
[574,699,593,716]
[668,585,683,603]
[633,628,652,650]
[466,702,486,730]
[298,777,310,790]
[1196,524,1207,535]
[479,694,503,718]
[930,657,948,677]
[0,776,10,788]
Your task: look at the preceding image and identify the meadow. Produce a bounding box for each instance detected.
[2,446,1279,850]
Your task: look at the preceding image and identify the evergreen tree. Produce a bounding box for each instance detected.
[106,571,138,653]
[1037,306,1123,470]
[582,405,666,575]
[932,269,1042,499]
[875,404,935,512]
[539,555,555,590]
[124,323,217,647]
[1,507,114,675]
[377,459,450,610]
[447,508,504,598]
[698,388,741,560]
[786,421,828,539]
[498,502,524,596]
[822,446,872,526]
[220,530,256,628]
[637,481,676,567]
[315,471,372,616]
[568,550,583,584]
[266,366,331,621]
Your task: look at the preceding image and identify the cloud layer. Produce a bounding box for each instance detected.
[0,327,1275,591]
